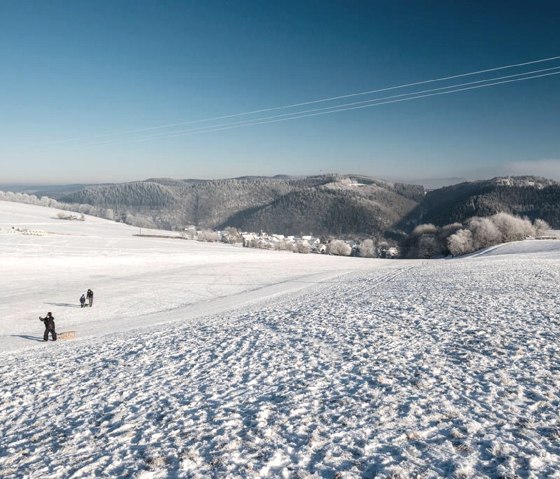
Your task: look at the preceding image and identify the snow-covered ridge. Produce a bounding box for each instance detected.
[491,175,558,188]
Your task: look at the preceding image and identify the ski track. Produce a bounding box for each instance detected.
[2,255,560,478]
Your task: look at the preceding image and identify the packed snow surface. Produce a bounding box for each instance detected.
[1,201,560,478]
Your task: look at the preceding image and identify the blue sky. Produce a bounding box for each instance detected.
[1,0,559,184]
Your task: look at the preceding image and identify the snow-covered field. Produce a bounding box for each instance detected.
[1,201,559,478]
[0,201,382,353]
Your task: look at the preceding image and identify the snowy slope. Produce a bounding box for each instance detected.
[471,239,560,258]
[1,202,560,478]
[0,201,387,353]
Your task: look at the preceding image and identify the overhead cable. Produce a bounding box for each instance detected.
[72,67,560,148]
[47,55,560,145]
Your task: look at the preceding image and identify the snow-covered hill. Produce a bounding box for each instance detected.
[1,201,559,478]
[0,201,386,353]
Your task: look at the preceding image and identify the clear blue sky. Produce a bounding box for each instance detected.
[1,0,559,183]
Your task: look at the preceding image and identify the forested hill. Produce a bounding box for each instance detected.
[222,183,420,237]
[58,175,424,236]
[399,176,560,230]
[55,175,560,237]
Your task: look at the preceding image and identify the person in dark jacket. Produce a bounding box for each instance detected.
[80,294,86,308]
[86,289,94,307]
[39,312,57,341]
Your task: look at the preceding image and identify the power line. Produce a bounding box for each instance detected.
[44,55,560,146]
[72,67,560,148]
[126,66,560,141]
[145,70,560,139]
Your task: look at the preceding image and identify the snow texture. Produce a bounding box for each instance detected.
[1,201,560,478]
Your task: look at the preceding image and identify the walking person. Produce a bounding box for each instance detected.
[80,293,86,308]
[39,312,57,341]
[86,289,94,307]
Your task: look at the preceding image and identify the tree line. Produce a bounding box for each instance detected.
[403,212,551,258]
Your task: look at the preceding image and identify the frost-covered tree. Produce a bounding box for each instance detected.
[357,238,376,258]
[447,229,474,256]
[104,208,115,221]
[221,226,242,244]
[491,212,535,242]
[294,242,311,254]
[534,218,550,236]
[39,196,54,207]
[437,222,463,256]
[446,212,545,257]
[440,222,463,239]
[197,229,220,242]
[468,217,502,250]
[411,223,438,236]
[408,212,549,258]
[125,213,155,228]
[328,240,352,256]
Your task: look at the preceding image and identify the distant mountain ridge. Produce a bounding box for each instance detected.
[55,174,560,238]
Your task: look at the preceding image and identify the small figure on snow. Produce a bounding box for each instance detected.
[86,289,94,307]
[80,294,86,308]
[39,312,57,341]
